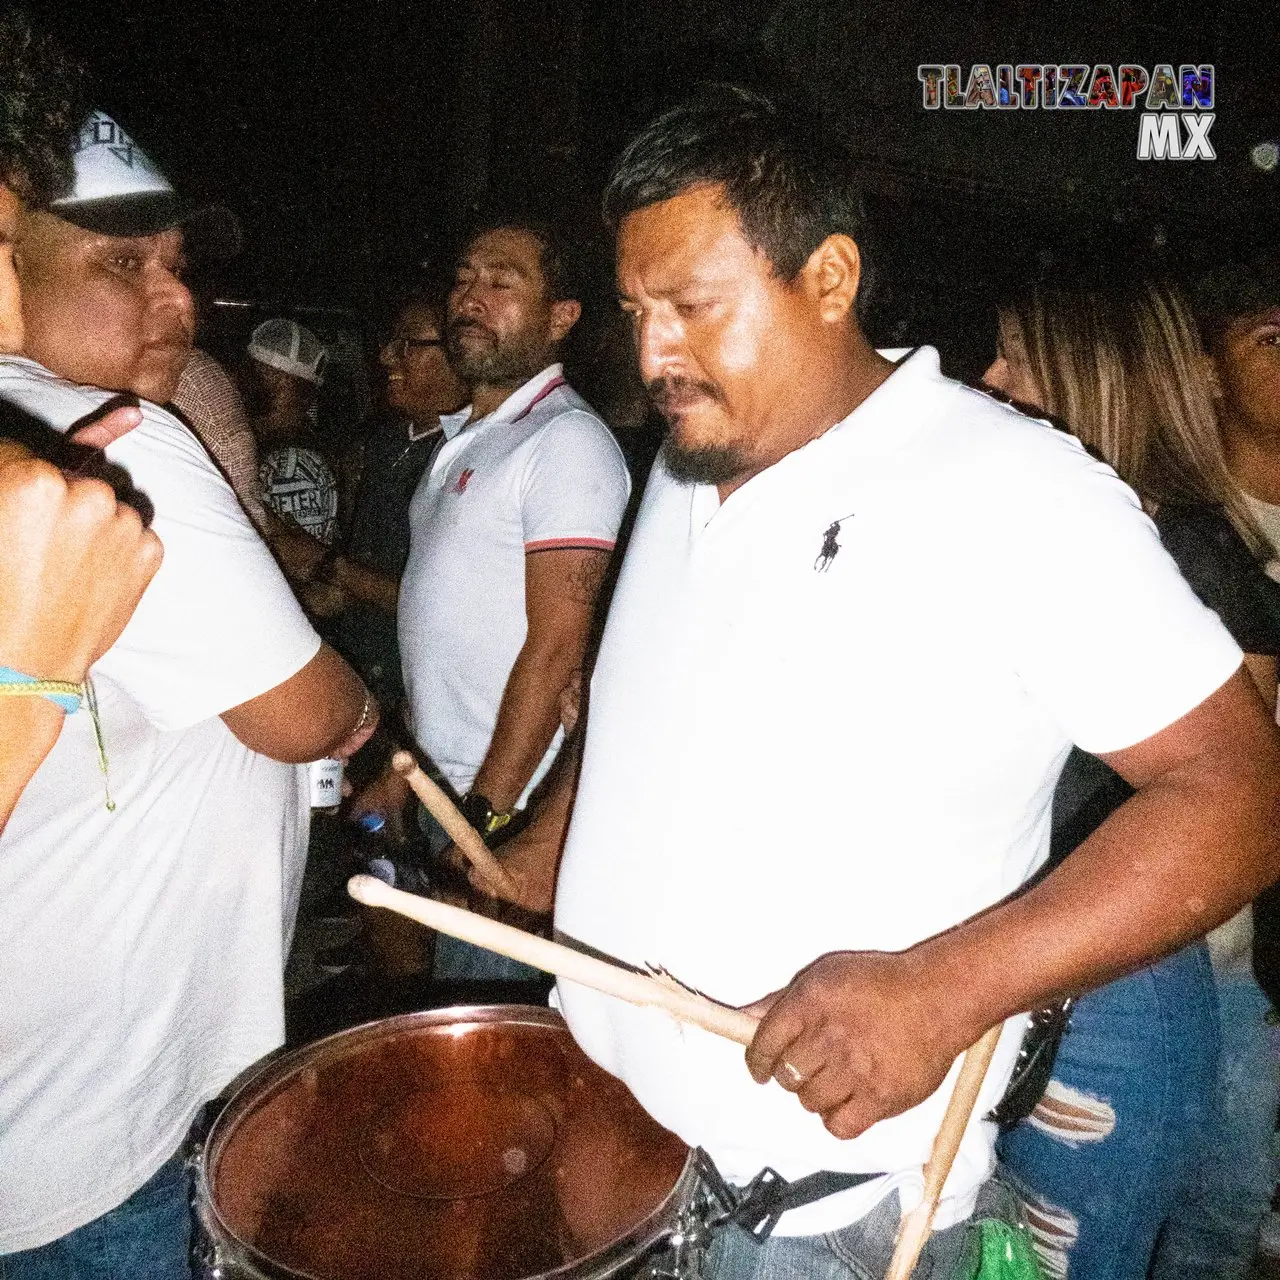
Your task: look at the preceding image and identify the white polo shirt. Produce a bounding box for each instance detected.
[554,347,1242,1236]
[0,358,319,1251]
[399,364,630,799]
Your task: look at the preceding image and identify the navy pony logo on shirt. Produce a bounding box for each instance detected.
[815,512,856,572]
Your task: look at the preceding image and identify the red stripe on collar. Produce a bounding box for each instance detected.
[511,374,567,422]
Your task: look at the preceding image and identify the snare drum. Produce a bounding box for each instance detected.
[195,1006,698,1280]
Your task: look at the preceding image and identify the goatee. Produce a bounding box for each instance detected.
[660,436,750,486]
[446,320,550,387]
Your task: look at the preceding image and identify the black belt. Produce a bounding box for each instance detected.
[695,1148,886,1242]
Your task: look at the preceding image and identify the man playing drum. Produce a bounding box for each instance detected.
[482,86,1280,1279]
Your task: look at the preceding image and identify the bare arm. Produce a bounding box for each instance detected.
[746,667,1280,1138]
[331,554,399,615]
[0,427,162,828]
[469,725,584,911]
[469,547,610,812]
[220,642,378,764]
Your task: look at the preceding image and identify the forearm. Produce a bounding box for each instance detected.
[0,700,64,830]
[221,643,375,763]
[471,641,581,812]
[520,723,583,851]
[919,749,1280,1044]
[332,555,399,615]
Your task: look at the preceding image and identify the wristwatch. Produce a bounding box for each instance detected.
[459,791,514,840]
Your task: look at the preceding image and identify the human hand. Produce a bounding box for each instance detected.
[0,439,163,681]
[743,950,979,1141]
[68,399,144,448]
[300,579,348,618]
[465,827,560,914]
[264,512,326,583]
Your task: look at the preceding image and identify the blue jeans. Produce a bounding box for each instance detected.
[0,1150,192,1279]
[1149,970,1278,1279]
[702,1190,969,1280]
[997,942,1219,1280]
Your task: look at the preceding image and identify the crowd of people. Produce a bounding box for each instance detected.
[2,10,1280,1280]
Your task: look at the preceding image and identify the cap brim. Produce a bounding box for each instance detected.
[52,193,242,262]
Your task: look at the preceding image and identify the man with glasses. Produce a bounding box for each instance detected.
[309,296,469,717]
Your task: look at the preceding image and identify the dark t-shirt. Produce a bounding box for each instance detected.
[1051,502,1280,862]
[1049,503,1280,1000]
[330,415,441,703]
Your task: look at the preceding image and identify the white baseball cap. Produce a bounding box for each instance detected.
[48,111,240,259]
[248,319,328,385]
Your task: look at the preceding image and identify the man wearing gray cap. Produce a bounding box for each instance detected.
[0,111,377,1277]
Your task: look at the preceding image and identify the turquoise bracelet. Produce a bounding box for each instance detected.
[0,665,83,714]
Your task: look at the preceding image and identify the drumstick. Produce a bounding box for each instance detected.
[348,873,760,1045]
[390,750,518,896]
[884,1023,1006,1280]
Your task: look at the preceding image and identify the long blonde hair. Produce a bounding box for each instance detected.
[997,279,1267,559]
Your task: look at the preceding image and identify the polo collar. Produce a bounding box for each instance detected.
[448,363,565,438]
[819,345,952,455]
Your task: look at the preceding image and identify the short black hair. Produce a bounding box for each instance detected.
[0,9,89,206]
[603,83,871,288]
[460,211,582,303]
[1191,256,1280,347]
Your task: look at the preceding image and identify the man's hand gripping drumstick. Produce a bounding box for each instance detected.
[390,749,519,897]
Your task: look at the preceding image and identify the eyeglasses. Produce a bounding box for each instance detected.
[386,337,443,359]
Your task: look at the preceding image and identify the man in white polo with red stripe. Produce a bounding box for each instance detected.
[394,220,628,974]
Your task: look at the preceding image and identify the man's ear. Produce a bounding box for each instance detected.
[802,234,861,325]
[550,298,582,342]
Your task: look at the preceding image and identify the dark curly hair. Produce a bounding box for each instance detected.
[0,8,89,206]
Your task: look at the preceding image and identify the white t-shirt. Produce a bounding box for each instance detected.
[399,364,630,799]
[0,358,320,1251]
[554,347,1242,1236]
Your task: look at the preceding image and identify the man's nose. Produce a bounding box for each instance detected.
[153,272,195,333]
[453,282,485,319]
[634,311,683,386]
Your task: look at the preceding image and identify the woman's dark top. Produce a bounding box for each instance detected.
[1048,502,1280,999]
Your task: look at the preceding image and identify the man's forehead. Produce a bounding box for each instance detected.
[460,227,542,273]
[616,186,758,293]
[28,210,184,254]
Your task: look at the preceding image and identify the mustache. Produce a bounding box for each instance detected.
[646,375,722,416]
[448,318,496,343]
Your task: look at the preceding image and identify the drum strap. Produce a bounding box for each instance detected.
[694,1148,885,1242]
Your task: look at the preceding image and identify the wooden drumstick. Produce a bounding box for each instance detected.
[390,750,518,897]
[884,1023,1006,1280]
[348,873,761,1045]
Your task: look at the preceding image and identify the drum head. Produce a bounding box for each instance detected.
[204,1006,690,1280]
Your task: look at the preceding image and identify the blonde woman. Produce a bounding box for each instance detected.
[984,277,1280,1280]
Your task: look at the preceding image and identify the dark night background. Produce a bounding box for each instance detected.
[34,0,1280,380]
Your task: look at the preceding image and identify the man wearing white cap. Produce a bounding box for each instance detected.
[246,317,339,549]
[0,110,378,1277]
